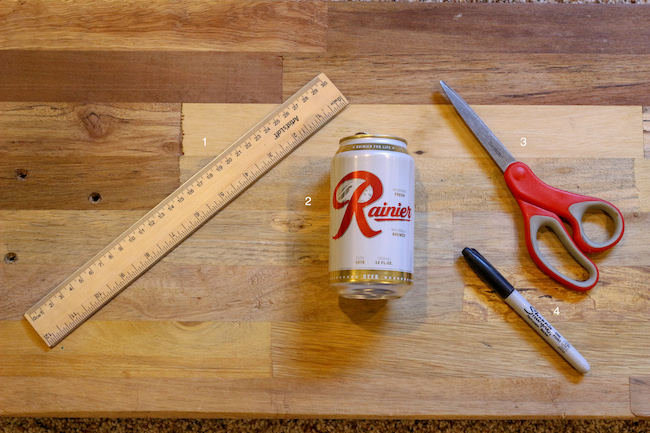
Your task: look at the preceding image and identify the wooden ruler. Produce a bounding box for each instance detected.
[24,73,348,347]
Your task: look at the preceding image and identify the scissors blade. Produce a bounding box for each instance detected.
[440,81,517,172]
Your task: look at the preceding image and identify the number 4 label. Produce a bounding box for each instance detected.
[554,307,560,315]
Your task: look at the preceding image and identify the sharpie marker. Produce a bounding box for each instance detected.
[462,247,590,374]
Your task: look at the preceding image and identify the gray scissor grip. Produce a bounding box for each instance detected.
[569,201,625,250]
[529,215,598,290]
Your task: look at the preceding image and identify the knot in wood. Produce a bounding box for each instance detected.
[77,106,113,138]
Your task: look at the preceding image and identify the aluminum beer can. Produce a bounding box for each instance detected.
[329,132,415,300]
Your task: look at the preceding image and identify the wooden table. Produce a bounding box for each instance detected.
[1,1,649,418]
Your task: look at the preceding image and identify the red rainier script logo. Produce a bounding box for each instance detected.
[332,171,412,239]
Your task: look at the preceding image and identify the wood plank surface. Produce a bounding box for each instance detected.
[0,376,633,418]
[283,3,650,105]
[643,107,650,159]
[0,1,327,52]
[1,1,649,420]
[2,104,646,417]
[0,103,182,210]
[0,103,182,157]
[327,4,650,55]
[182,104,642,159]
[0,52,283,103]
[284,54,650,105]
[631,377,650,418]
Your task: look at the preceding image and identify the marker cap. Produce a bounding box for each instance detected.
[462,248,515,299]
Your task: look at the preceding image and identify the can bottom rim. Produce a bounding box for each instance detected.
[332,282,411,300]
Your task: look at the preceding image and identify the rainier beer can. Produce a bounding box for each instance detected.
[329,133,415,300]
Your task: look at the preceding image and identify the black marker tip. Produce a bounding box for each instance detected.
[462,247,514,299]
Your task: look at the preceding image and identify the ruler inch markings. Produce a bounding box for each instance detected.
[24,73,348,348]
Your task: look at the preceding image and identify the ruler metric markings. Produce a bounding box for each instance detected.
[25,73,348,348]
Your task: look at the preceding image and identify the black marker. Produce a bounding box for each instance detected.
[462,247,590,374]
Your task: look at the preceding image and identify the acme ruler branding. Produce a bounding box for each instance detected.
[274,116,299,140]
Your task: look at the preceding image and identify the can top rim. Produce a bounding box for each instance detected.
[339,132,408,145]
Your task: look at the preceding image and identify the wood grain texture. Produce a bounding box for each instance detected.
[0,376,632,418]
[1,1,649,419]
[636,159,650,212]
[182,104,642,159]
[0,320,271,378]
[328,4,650,55]
[1,264,457,324]
[282,3,650,105]
[0,52,282,103]
[0,103,182,209]
[181,104,639,215]
[271,322,650,379]
[0,103,182,157]
[631,377,650,418]
[0,156,180,210]
[284,54,650,105]
[0,1,326,52]
[643,107,650,159]
[2,102,645,417]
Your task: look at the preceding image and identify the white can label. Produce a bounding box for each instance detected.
[329,149,415,283]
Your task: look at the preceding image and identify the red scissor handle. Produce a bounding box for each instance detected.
[504,162,625,291]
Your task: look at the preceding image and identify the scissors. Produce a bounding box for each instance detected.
[440,81,624,291]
